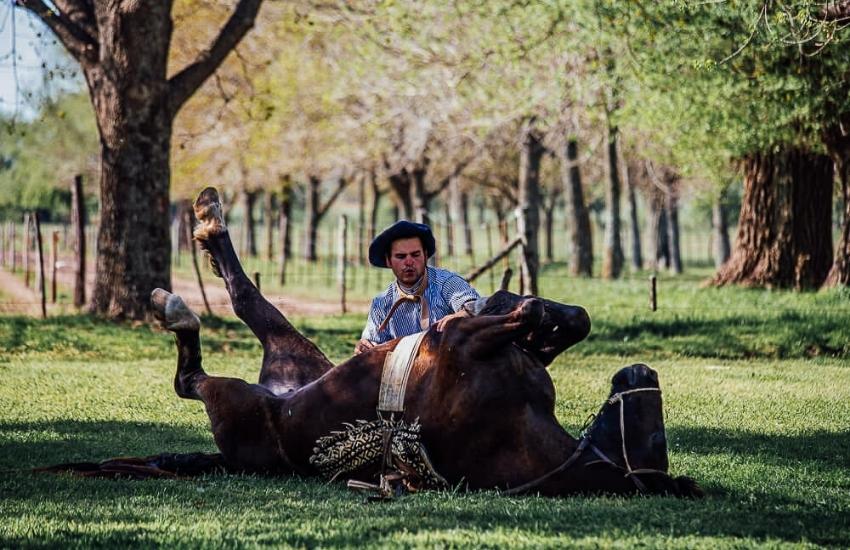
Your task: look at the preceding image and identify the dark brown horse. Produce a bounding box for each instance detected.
[134,187,700,497]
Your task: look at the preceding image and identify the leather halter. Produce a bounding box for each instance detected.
[503,386,664,495]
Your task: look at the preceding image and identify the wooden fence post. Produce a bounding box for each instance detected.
[23,213,31,287]
[650,274,657,312]
[9,222,16,272]
[338,215,348,314]
[0,223,5,268]
[51,230,59,303]
[71,174,86,308]
[184,208,212,316]
[34,212,47,318]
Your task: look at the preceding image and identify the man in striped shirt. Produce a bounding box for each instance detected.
[355,220,481,354]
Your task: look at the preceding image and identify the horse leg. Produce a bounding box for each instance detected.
[193,187,332,394]
[452,297,546,358]
[151,289,295,473]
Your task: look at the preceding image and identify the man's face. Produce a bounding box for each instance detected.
[387,237,426,286]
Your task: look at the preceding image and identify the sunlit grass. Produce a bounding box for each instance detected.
[1,278,849,547]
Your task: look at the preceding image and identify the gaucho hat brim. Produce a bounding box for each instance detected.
[369,220,436,268]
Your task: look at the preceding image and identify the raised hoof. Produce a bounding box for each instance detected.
[151,289,201,332]
[192,187,226,241]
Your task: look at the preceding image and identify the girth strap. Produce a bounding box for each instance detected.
[378,331,427,413]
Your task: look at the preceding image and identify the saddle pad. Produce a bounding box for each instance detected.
[378,331,427,413]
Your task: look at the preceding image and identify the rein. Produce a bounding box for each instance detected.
[504,386,665,496]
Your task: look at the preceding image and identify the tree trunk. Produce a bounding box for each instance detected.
[357,172,366,265]
[241,189,258,257]
[517,121,543,295]
[461,191,474,261]
[412,163,430,225]
[19,0,264,320]
[601,125,624,279]
[90,113,172,319]
[70,174,86,308]
[304,176,321,262]
[713,148,834,289]
[823,123,850,287]
[264,190,276,261]
[712,192,731,270]
[562,139,593,277]
[657,208,671,269]
[388,169,414,219]
[369,170,383,243]
[664,172,683,275]
[625,162,643,271]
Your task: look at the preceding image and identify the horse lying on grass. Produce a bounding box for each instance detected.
[45,187,702,498]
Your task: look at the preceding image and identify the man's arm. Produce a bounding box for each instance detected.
[434,274,481,332]
[356,297,387,354]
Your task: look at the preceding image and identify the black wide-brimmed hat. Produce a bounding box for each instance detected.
[369,220,436,268]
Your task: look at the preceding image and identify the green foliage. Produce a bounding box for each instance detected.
[604,1,850,179]
[0,92,97,217]
[0,292,848,546]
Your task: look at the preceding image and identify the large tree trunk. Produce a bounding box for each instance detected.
[517,121,543,295]
[713,148,834,289]
[601,125,624,279]
[90,96,173,319]
[823,124,850,287]
[22,0,263,319]
[712,192,731,270]
[625,162,643,271]
[562,139,593,277]
[264,190,276,261]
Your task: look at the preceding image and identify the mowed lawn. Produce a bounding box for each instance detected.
[1,274,849,548]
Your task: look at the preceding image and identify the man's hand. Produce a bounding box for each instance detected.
[355,339,376,355]
[434,309,471,332]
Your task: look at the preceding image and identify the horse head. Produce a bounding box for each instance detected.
[584,363,669,474]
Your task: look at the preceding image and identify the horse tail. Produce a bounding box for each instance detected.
[34,452,231,480]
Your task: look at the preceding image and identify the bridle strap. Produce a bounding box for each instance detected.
[600,387,667,492]
[502,438,590,496]
[505,386,666,496]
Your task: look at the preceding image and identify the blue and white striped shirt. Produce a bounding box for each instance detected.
[362,266,480,344]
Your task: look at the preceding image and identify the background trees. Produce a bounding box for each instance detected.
[3,0,849,301]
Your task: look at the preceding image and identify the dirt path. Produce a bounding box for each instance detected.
[1,258,369,318]
[0,269,42,315]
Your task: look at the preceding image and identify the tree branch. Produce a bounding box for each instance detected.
[318,177,350,219]
[16,0,97,63]
[167,0,263,117]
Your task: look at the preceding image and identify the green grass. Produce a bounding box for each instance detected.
[1,276,849,548]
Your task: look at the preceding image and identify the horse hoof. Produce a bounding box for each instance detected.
[192,187,226,241]
[150,289,200,332]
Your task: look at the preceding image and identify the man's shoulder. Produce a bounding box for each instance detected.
[427,265,466,283]
[371,281,397,306]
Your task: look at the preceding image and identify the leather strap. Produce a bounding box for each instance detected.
[378,331,427,413]
[376,270,430,335]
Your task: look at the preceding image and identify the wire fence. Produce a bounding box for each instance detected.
[0,214,848,317]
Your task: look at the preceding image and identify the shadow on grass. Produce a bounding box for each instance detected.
[584,310,850,359]
[0,419,214,470]
[667,426,850,470]
[2,420,848,546]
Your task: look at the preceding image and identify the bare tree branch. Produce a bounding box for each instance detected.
[167,0,263,117]
[318,177,350,218]
[16,0,97,63]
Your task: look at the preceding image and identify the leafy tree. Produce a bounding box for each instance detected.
[14,0,264,319]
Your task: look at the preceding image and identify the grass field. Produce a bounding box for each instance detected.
[1,273,849,548]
